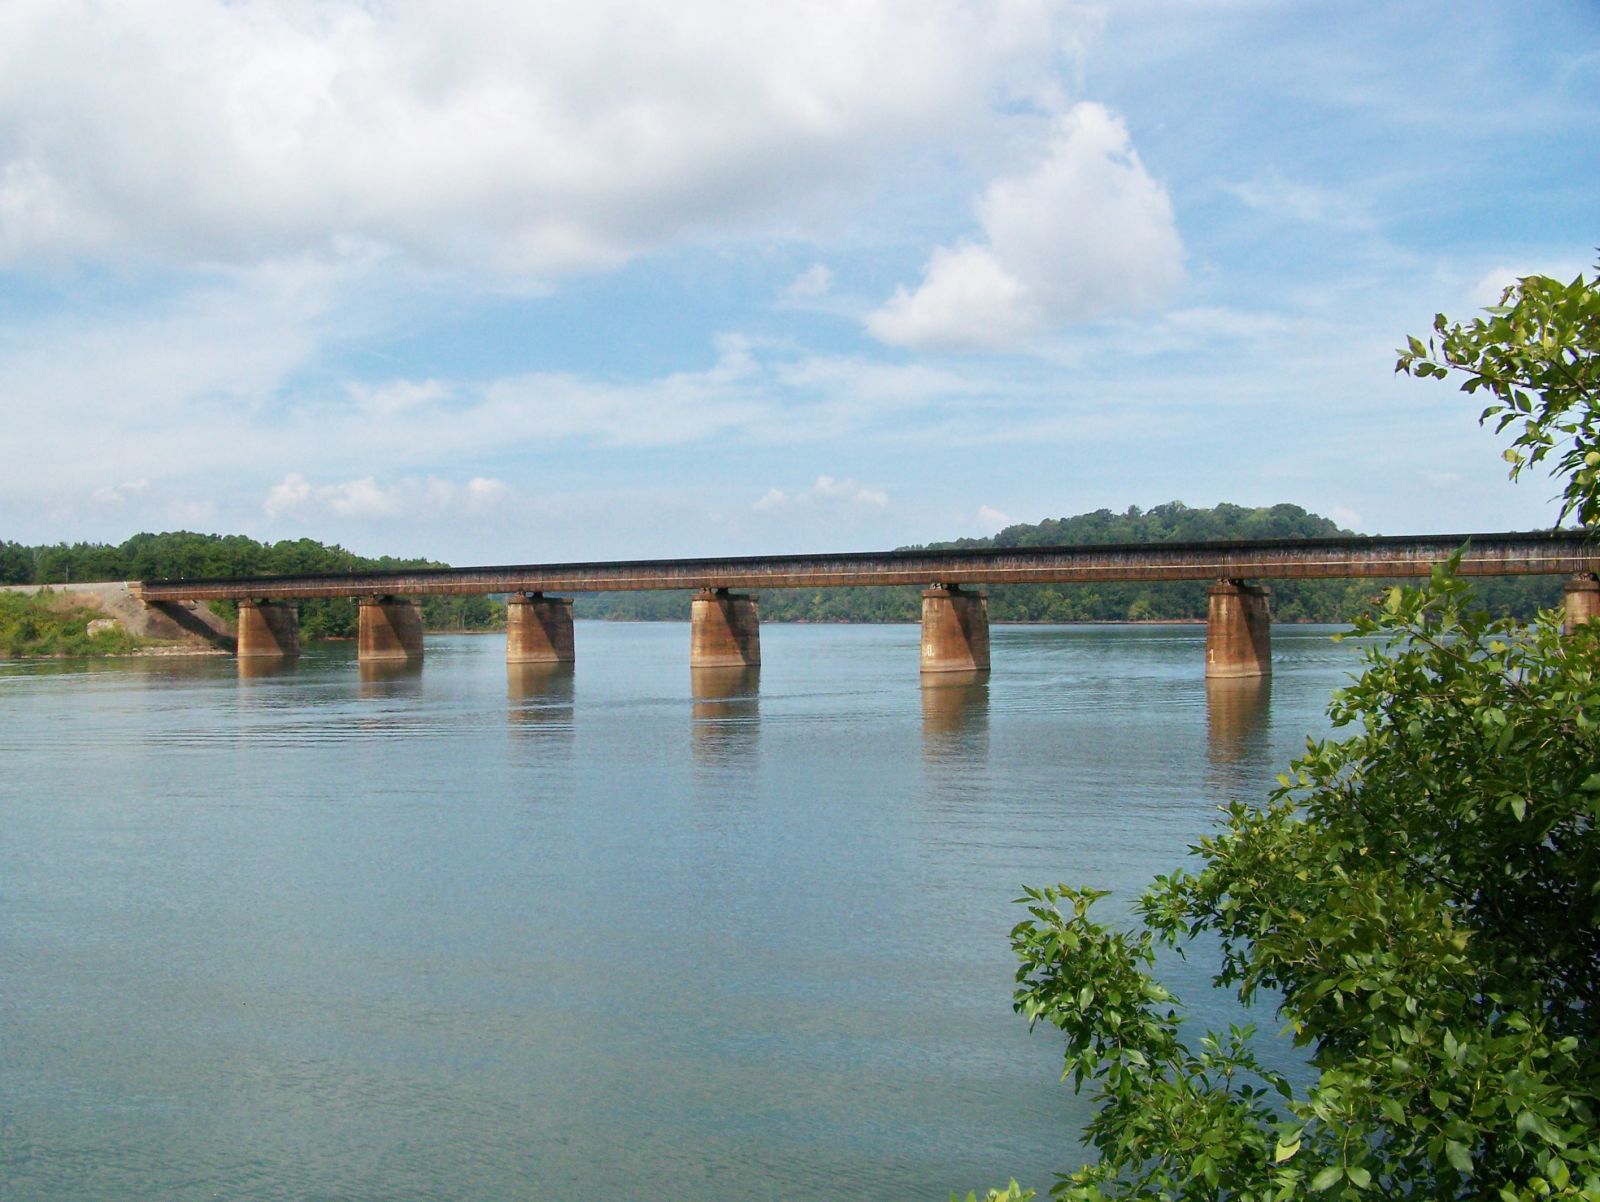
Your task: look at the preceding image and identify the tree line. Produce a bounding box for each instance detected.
[0,532,501,638]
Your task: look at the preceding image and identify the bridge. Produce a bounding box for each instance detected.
[131,529,1600,679]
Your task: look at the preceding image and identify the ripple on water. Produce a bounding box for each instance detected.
[0,624,1369,1202]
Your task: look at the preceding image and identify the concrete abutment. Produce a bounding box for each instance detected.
[507,593,576,664]
[1205,579,1271,679]
[690,589,761,668]
[920,585,990,675]
[358,596,425,662]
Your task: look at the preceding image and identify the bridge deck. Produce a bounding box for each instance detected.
[133,530,1598,602]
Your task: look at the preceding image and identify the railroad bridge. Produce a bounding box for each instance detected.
[132,530,1600,679]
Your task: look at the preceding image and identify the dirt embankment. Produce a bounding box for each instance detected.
[1,582,235,654]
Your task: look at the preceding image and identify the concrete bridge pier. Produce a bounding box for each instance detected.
[1206,579,1271,678]
[1564,573,1600,632]
[236,599,300,658]
[359,596,424,662]
[507,592,575,664]
[921,585,990,675]
[690,589,761,668]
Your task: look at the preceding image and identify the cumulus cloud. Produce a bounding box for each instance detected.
[0,0,1084,273]
[976,504,1013,530]
[263,473,510,520]
[754,475,889,511]
[867,102,1183,351]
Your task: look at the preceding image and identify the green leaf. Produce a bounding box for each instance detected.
[1446,1141,1473,1174]
[1311,1166,1344,1192]
[1275,1138,1301,1163]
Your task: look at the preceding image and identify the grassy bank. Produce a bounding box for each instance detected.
[0,591,143,657]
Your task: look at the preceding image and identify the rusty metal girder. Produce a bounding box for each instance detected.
[128,530,1599,603]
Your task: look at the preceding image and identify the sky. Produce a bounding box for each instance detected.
[0,0,1596,565]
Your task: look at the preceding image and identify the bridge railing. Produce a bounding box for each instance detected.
[133,530,1597,602]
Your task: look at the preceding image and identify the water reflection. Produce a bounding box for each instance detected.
[690,666,760,764]
[1206,675,1273,791]
[920,671,989,762]
[508,662,576,740]
[358,658,424,697]
[236,655,299,681]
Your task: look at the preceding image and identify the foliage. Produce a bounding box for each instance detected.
[0,531,504,637]
[1399,268,1600,527]
[0,591,142,657]
[953,1184,1035,1202]
[1009,271,1600,1202]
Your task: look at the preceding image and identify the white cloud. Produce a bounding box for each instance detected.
[465,476,510,508]
[976,504,1013,530]
[263,472,511,520]
[89,479,150,505]
[1467,262,1588,307]
[349,378,453,417]
[1225,176,1372,229]
[754,475,888,510]
[1329,506,1362,531]
[781,263,835,303]
[0,0,1086,274]
[867,102,1183,351]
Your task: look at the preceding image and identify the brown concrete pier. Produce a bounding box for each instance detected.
[506,593,575,664]
[920,585,990,675]
[358,596,424,662]
[1205,580,1272,678]
[1564,573,1599,632]
[690,589,760,668]
[236,599,300,658]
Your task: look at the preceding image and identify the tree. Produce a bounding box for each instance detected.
[1008,269,1600,1202]
[1399,269,1600,527]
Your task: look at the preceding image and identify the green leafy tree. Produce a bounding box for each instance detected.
[0,540,31,584]
[1008,269,1600,1201]
[1400,269,1600,526]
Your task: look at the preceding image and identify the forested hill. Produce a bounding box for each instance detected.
[932,499,1346,550]
[1,502,1561,629]
[579,501,1560,623]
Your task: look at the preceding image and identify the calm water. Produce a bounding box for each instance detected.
[1,622,1366,1200]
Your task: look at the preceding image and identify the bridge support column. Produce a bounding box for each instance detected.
[507,592,575,664]
[1206,580,1271,679]
[359,596,424,662]
[1564,573,1600,632]
[236,599,299,658]
[921,585,990,675]
[691,589,760,668]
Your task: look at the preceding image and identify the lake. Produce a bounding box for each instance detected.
[0,621,1366,1200]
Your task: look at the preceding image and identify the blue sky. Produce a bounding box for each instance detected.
[1,0,1595,564]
